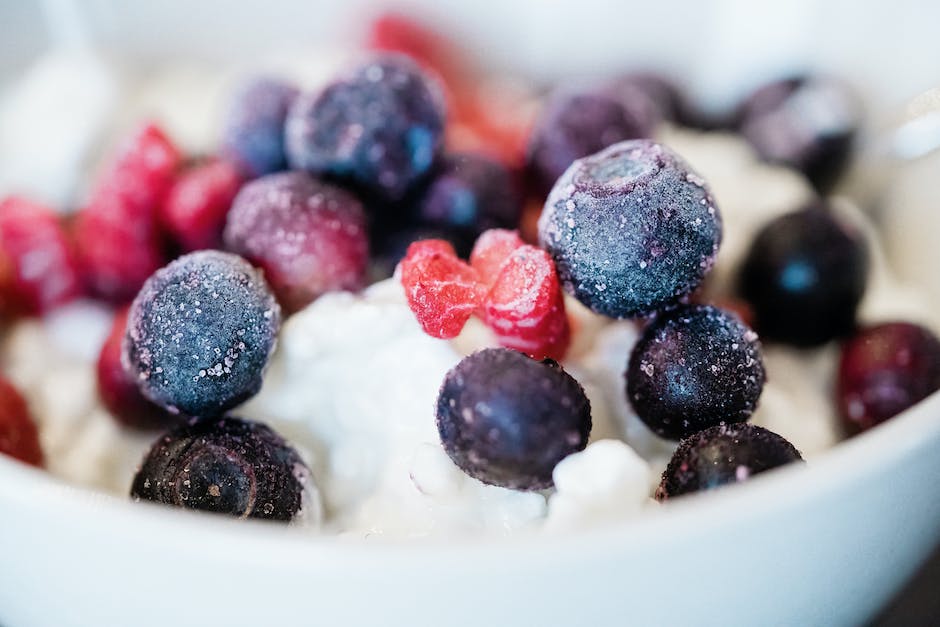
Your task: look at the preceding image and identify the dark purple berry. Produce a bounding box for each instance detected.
[837,322,940,433]
[221,77,299,178]
[131,416,311,521]
[417,152,521,242]
[606,72,682,127]
[539,139,722,318]
[436,348,591,490]
[627,305,765,440]
[527,88,652,195]
[736,75,860,191]
[224,171,369,314]
[285,55,446,202]
[738,202,868,347]
[123,250,281,417]
[656,423,803,500]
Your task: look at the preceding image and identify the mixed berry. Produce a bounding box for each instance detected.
[0,12,933,530]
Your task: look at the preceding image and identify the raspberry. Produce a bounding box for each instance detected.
[0,196,82,316]
[74,122,181,302]
[0,375,43,466]
[399,240,482,339]
[365,12,463,83]
[96,308,179,430]
[160,159,243,252]
[469,228,525,285]
[478,241,570,361]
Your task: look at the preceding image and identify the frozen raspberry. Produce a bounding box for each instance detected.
[97,308,180,430]
[539,140,722,318]
[131,415,312,521]
[399,240,482,339]
[0,375,43,466]
[627,305,765,440]
[837,322,940,433]
[365,12,464,83]
[160,159,244,252]
[472,230,570,360]
[285,55,446,202]
[0,196,81,316]
[656,423,803,500]
[527,88,652,195]
[124,251,281,417]
[224,172,369,314]
[221,77,299,178]
[436,348,591,490]
[74,123,181,302]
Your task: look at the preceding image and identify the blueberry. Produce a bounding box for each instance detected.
[221,77,299,178]
[736,75,860,191]
[606,72,682,127]
[838,322,940,433]
[627,305,765,440]
[131,416,311,521]
[738,202,868,347]
[123,250,281,417]
[539,139,722,318]
[417,152,522,243]
[527,88,652,195]
[285,55,446,202]
[224,171,369,314]
[436,348,591,490]
[655,423,803,500]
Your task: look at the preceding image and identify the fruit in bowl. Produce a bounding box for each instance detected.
[1,5,939,627]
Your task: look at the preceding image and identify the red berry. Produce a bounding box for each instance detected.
[399,240,482,339]
[160,159,243,252]
[479,242,570,360]
[469,228,525,286]
[837,322,940,433]
[0,196,81,316]
[74,123,181,302]
[365,12,464,88]
[97,308,179,430]
[0,375,43,466]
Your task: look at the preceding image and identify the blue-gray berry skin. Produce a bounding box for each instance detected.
[221,77,299,178]
[527,88,652,195]
[627,305,765,440]
[123,250,281,418]
[285,55,445,202]
[656,423,803,500]
[131,416,310,521]
[539,140,722,319]
[436,348,591,491]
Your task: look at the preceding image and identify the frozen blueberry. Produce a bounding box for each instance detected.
[285,55,446,202]
[436,348,591,490]
[838,322,940,433]
[606,72,682,127]
[123,250,281,417]
[131,416,310,521]
[627,305,765,440]
[736,75,860,191]
[221,77,299,178]
[417,152,522,243]
[738,202,868,347]
[224,171,369,314]
[527,88,652,195]
[539,139,722,318]
[656,423,803,500]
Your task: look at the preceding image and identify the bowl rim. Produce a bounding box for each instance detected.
[2,387,938,570]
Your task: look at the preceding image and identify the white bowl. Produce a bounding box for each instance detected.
[2,2,939,626]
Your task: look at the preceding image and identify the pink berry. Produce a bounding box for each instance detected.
[0,196,82,316]
[160,159,244,252]
[97,308,179,430]
[0,375,43,466]
[476,236,570,361]
[223,172,369,314]
[399,240,483,339]
[469,228,525,286]
[74,123,181,302]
